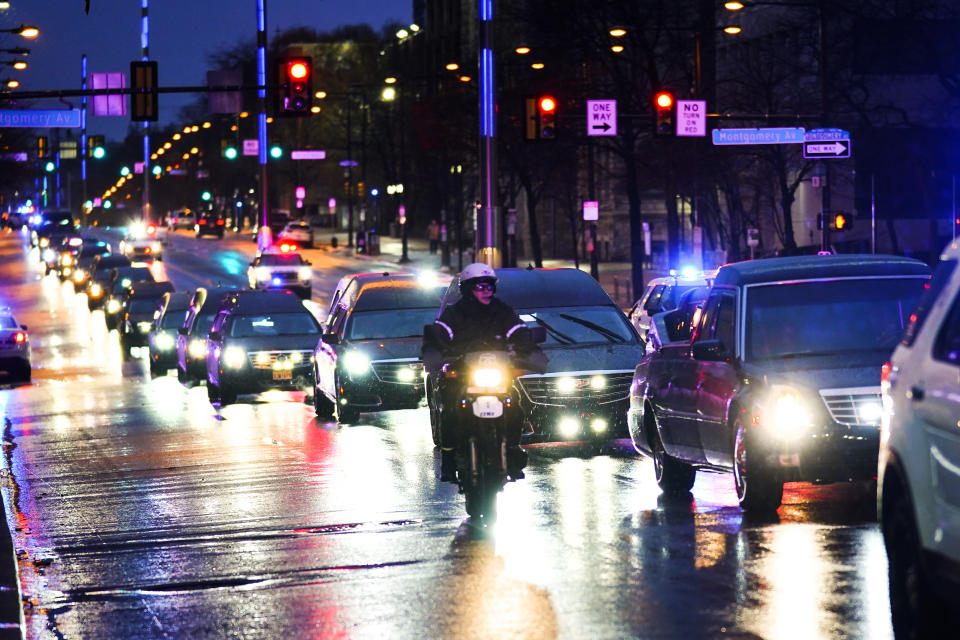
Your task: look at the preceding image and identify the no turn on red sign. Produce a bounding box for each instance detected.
[676,100,707,137]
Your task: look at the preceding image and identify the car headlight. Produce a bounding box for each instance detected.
[73,269,86,282]
[766,386,813,434]
[90,283,102,297]
[42,249,55,262]
[256,267,271,281]
[61,254,73,266]
[590,375,606,390]
[39,237,49,248]
[222,345,247,369]
[152,242,161,253]
[343,350,370,376]
[138,321,153,333]
[154,333,174,351]
[556,376,576,394]
[298,267,311,281]
[188,338,206,358]
[472,367,504,389]
[288,351,302,364]
[106,299,121,313]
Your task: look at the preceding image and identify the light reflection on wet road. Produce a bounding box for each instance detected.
[0,230,895,639]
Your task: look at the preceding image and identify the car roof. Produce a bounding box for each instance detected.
[193,286,239,311]
[712,254,932,287]
[353,280,444,311]
[442,268,617,309]
[219,289,308,314]
[161,291,193,311]
[127,281,175,298]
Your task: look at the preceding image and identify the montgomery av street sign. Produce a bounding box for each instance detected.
[712,127,806,145]
[0,109,82,128]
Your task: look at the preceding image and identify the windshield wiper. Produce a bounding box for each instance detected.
[529,315,576,345]
[557,313,626,343]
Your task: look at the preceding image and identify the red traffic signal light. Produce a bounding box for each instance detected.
[538,95,557,139]
[654,91,674,136]
[279,56,312,116]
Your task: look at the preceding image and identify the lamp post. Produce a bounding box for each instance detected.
[0,25,39,38]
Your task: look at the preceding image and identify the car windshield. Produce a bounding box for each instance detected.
[517,306,637,345]
[160,309,187,329]
[193,312,216,335]
[258,254,304,266]
[0,316,18,330]
[229,312,319,337]
[746,276,928,360]
[347,308,440,340]
[128,298,158,314]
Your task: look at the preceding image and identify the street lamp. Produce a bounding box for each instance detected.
[1,59,27,70]
[0,48,29,56]
[0,24,39,38]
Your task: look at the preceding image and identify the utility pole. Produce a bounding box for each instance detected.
[140,0,151,224]
[255,0,272,251]
[80,54,87,227]
[475,0,500,267]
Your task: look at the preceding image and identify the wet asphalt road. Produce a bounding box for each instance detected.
[0,228,895,639]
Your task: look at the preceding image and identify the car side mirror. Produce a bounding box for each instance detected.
[20,324,27,331]
[305,260,312,266]
[178,326,188,335]
[321,332,341,345]
[208,331,222,341]
[691,338,731,362]
[529,326,547,344]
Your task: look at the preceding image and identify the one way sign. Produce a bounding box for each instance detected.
[803,138,851,159]
[587,99,617,136]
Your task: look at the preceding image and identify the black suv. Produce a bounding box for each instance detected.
[205,289,322,406]
[427,268,646,447]
[85,254,132,310]
[119,281,176,356]
[175,286,238,385]
[196,211,226,239]
[628,254,931,511]
[314,273,442,423]
[104,266,156,331]
[148,291,192,377]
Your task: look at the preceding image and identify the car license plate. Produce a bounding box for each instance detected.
[273,369,292,381]
[472,395,503,418]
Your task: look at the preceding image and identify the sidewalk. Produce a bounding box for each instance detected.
[314,232,662,309]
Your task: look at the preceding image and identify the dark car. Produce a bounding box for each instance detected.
[85,254,133,310]
[176,286,238,385]
[314,273,442,423]
[427,268,646,448]
[644,285,711,354]
[627,254,931,511]
[195,211,226,238]
[148,291,192,377]
[63,239,111,287]
[103,266,156,331]
[31,209,75,248]
[246,247,313,299]
[205,289,322,406]
[40,230,81,275]
[119,281,176,355]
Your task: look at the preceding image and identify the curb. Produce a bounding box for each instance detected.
[0,419,24,640]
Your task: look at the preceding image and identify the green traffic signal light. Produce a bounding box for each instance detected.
[152,165,162,176]
[120,166,130,177]
[92,146,106,159]
[201,191,212,201]
[44,161,55,172]
[224,147,238,160]
[270,145,283,159]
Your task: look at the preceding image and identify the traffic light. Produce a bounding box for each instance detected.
[654,91,675,136]
[221,140,237,159]
[831,212,852,231]
[88,135,105,159]
[278,57,312,116]
[538,95,557,139]
[130,60,159,122]
[37,136,47,159]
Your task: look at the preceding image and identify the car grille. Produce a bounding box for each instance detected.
[247,349,313,370]
[820,387,882,426]
[269,272,300,282]
[371,360,424,385]
[518,372,634,406]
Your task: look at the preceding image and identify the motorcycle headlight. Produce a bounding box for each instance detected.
[90,283,102,297]
[472,367,504,389]
[154,333,174,351]
[223,345,247,369]
[298,267,311,281]
[343,351,370,376]
[256,267,271,281]
[106,299,121,314]
[188,338,207,358]
[766,386,814,435]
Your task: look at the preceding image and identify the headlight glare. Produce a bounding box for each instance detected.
[343,351,370,376]
[768,386,813,433]
[256,267,270,281]
[298,267,311,280]
[223,345,247,368]
[188,338,206,358]
[106,299,121,313]
[557,376,576,393]
[154,333,174,350]
[472,367,503,388]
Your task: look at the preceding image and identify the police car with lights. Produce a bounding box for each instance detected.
[120,221,163,261]
[628,268,715,340]
[0,308,30,384]
[246,244,313,299]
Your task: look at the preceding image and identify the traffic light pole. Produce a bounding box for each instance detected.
[255,0,272,251]
[475,0,501,267]
[140,0,152,225]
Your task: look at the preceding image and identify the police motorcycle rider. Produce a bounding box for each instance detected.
[422,263,547,482]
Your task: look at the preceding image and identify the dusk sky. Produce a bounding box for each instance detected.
[1,0,412,141]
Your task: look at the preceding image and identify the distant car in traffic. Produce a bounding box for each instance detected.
[166,208,197,230]
[30,209,75,249]
[176,286,238,385]
[314,272,443,423]
[148,291,192,377]
[103,265,156,331]
[628,254,931,511]
[427,268,646,448]
[879,241,960,635]
[644,285,711,354]
[62,238,111,288]
[246,246,313,299]
[120,221,163,261]
[277,221,314,248]
[85,254,133,310]
[118,281,176,356]
[0,308,30,384]
[628,270,715,340]
[205,289,322,406]
[195,211,226,239]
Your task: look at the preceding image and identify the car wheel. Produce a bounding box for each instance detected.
[429,405,442,447]
[313,388,335,418]
[650,416,695,495]
[219,385,237,406]
[334,376,360,424]
[207,382,221,405]
[733,419,783,512]
[177,365,188,384]
[149,359,163,378]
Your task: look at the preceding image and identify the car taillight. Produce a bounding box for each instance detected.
[216,219,224,225]
[880,362,890,384]
[199,219,207,225]
[14,332,25,343]
[147,224,156,235]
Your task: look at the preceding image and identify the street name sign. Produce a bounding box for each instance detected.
[291,149,326,160]
[587,100,617,136]
[676,100,707,137]
[712,127,806,145]
[0,109,82,128]
[583,200,599,221]
[242,139,259,156]
[803,128,851,158]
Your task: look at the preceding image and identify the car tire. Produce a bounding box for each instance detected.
[313,388,335,419]
[334,376,360,424]
[733,419,783,512]
[650,415,696,495]
[149,359,163,378]
[219,385,237,406]
[207,381,221,405]
[429,405,442,447]
[177,365,188,384]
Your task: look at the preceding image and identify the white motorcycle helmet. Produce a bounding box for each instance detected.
[459,262,498,294]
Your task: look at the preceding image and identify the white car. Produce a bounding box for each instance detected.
[247,246,313,299]
[120,221,163,261]
[0,308,31,383]
[277,221,314,248]
[627,269,715,340]
[879,240,960,636]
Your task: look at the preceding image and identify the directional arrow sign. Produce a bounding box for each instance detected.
[803,140,851,159]
[587,99,617,136]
